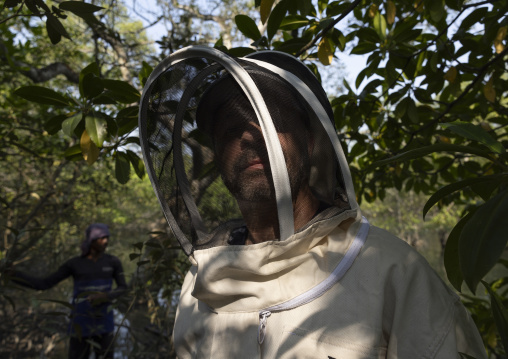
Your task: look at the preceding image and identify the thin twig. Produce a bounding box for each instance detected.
[401,46,508,151]
[0,0,27,25]
[295,0,362,57]
[463,0,501,9]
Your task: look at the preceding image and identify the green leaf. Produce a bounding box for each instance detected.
[102,79,140,104]
[44,114,67,135]
[458,7,488,32]
[117,106,139,120]
[267,0,287,41]
[326,1,351,17]
[373,12,387,40]
[235,15,262,40]
[351,42,377,55]
[62,113,82,137]
[64,144,82,161]
[139,61,153,87]
[117,106,140,136]
[357,27,381,44]
[227,47,256,57]
[4,0,22,8]
[406,98,418,123]
[260,0,276,24]
[126,150,145,179]
[115,152,131,184]
[423,175,505,218]
[46,15,71,41]
[368,144,494,171]
[79,62,101,97]
[132,242,144,250]
[428,0,445,23]
[14,86,70,106]
[330,28,346,51]
[444,214,473,292]
[391,18,419,42]
[59,1,104,15]
[273,38,308,54]
[318,0,328,14]
[445,0,463,11]
[296,0,312,16]
[441,121,505,154]
[393,29,422,44]
[214,37,225,49]
[85,116,107,147]
[460,190,508,293]
[46,18,62,45]
[483,280,508,354]
[279,15,309,31]
[81,73,104,99]
[92,94,117,105]
[129,253,140,260]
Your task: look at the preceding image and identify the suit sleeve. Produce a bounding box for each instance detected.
[12,260,72,290]
[107,256,127,300]
[384,250,487,359]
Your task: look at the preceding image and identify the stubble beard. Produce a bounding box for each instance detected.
[221,149,309,203]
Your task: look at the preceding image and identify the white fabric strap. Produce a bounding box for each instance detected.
[256,216,369,345]
[262,216,369,313]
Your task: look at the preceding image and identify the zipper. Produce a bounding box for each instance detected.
[257,216,370,345]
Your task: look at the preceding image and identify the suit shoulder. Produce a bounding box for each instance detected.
[364,225,424,260]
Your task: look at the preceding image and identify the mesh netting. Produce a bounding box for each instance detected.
[140,50,350,255]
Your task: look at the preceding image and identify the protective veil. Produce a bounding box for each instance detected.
[139,46,486,358]
[139,46,356,253]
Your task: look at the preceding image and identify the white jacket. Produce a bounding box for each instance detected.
[138,47,487,358]
[173,209,486,358]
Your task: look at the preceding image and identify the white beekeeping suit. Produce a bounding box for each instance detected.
[139,46,486,358]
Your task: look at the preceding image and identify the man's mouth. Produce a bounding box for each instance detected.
[246,158,264,170]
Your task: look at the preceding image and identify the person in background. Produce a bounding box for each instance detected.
[11,223,127,359]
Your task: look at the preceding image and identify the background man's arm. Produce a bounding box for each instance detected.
[11,262,72,290]
[108,256,127,300]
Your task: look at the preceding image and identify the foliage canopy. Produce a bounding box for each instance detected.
[1,0,507,356]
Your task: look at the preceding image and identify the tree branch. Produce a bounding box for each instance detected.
[21,62,79,83]
[0,43,79,83]
[84,18,132,82]
[401,46,508,151]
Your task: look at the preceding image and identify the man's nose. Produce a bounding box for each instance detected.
[240,123,264,146]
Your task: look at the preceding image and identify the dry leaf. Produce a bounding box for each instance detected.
[318,38,333,66]
[414,1,424,13]
[494,26,506,54]
[80,130,100,165]
[444,66,457,83]
[483,77,496,103]
[368,4,379,18]
[386,1,396,25]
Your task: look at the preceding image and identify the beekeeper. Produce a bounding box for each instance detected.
[139,46,486,358]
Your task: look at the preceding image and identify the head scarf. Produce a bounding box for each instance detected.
[81,223,110,256]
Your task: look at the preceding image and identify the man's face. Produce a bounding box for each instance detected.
[91,236,109,253]
[212,97,311,203]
